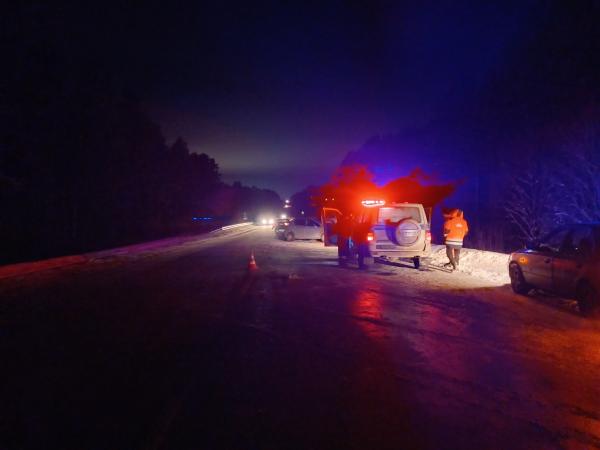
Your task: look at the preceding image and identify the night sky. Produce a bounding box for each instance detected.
[63,1,541,197]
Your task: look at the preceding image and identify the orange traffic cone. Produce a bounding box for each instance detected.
[248,252,259,271]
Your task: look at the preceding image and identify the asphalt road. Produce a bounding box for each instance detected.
[2,226,600,450]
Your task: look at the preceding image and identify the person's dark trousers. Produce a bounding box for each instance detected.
[357,242,369,269]
[338,237,349,264]
[446,244,462,269]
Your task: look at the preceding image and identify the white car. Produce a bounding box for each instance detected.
[277,217,323,241]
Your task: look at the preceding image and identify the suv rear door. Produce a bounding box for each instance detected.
[374,206,425,251]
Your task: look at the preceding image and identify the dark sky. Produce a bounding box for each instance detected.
[69,1,540,197]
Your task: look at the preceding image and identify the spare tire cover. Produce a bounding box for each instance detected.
[394,219,421,246]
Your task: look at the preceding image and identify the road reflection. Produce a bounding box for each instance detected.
[351,287,387,340]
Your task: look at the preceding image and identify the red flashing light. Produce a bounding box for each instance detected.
[361,199,385,207]
[367,232,374,241]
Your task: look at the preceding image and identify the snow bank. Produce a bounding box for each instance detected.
[88,224,254,260]
[0,223,254,280]
[429,245,510,285]
[0,255,87,280]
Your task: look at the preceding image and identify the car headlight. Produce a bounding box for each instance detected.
[261,219,267,225]
[268,218,274,225]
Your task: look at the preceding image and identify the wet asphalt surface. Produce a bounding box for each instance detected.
[2,226,600,450]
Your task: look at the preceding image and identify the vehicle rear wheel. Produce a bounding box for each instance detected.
[577,282,597,317]
[509,263,530,295]
[285,232,295,241]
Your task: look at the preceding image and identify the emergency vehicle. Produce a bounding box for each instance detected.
[322,200,432,269]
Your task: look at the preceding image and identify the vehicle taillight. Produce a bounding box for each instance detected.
[426,230,432,241]
[367,232,374,242]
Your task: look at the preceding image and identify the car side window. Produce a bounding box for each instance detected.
[560,226,594,259]
[539,228,570,253]
[310,219,320,227]
[294,218,306,226]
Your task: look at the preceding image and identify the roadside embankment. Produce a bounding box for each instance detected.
[0,223,254,280]
[429,244,510,284]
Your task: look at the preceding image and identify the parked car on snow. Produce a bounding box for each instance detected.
[509,223,600,315]
[276,217,323,241]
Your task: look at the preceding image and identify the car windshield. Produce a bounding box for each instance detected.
[378,206,422,223]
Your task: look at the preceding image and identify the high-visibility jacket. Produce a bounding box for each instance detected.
[444,209,469,246]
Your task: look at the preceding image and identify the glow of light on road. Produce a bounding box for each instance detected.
[351,289,385,340]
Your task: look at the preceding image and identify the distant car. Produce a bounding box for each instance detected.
[277,217,323,241]
[368,203,432,269]
[509,223,600,315]
[257,215,275,226]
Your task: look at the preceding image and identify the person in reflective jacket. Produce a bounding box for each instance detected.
[443,208,469,271]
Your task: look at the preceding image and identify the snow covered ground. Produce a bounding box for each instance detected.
[429,244,511,285]
[0,224,512,287]
[0,223,254,280]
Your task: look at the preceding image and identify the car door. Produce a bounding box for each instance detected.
[307,219,322,239]
[293,218,308,239]
[524,227,570,291]
[552,225,594,296]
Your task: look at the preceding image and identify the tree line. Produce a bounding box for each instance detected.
[1,6,281,264]
[319,2,600,252]
[0,84,280,264]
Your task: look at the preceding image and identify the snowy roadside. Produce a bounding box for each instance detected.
[0,223,254,280]
[429,244,511,284]
[265,235,512,287]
